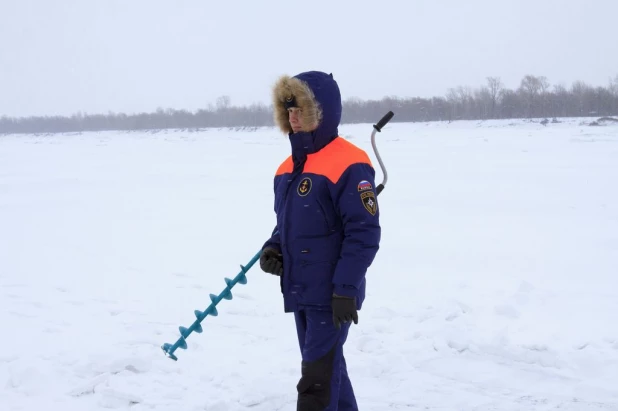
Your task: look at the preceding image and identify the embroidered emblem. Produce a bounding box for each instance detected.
[361,191,377,215]
[297,177,312,196]
[284,95,298,110]
[358,180,372,191]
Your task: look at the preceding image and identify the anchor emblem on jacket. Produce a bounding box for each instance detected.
[297,177,312,196]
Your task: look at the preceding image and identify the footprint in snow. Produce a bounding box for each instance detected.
[97,388,142,408]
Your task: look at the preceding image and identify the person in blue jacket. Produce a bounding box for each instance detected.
[260,70,381,411]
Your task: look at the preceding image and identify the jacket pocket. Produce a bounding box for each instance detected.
[288,236,342,305]
[297,260,336,305]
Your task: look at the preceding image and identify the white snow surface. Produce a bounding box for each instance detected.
[1,118,618,410]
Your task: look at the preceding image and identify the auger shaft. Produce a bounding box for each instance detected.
[161,250,261,361]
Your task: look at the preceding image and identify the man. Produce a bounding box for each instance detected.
[259,71,381,411]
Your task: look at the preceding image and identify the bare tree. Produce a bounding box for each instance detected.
[552,84,569,117]
[486,77,503,118]
[456,86,474,118]
[475,87,492,120]
[446,88,461,120]
[216,95,231,111]
[538,76,550,117]
[499,89,522,119]
[572,81,593,116]
[519,75,545,118]
[610,75,618,115]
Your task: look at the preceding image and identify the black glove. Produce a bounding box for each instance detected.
[259,247,283,276]
[331,294,358,329]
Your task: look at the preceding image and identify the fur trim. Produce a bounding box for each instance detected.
[272,75,322,134]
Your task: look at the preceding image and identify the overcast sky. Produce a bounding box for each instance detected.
[1,0,617,117]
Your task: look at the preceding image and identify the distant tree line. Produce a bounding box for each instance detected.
[2,75,617,135]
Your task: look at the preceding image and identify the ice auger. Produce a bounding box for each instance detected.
[161,111,394,361]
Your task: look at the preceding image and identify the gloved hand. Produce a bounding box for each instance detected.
[331,294,358,329]
[259,247,283,276]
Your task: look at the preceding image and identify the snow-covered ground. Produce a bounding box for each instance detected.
[1,117,617,410]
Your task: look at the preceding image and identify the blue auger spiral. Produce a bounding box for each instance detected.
[161,249,261,361]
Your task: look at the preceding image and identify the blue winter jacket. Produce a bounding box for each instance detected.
[263,71,381,313]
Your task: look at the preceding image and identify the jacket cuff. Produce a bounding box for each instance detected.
[333,284,358,298]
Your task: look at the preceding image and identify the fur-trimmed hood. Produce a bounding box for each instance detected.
[272,71,342,154]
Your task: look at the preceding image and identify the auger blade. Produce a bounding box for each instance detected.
[221,289,233,300]
[194,309,205,320]
[178,339,187,350]
[237,272,248,284]
[179,326,190,338]
[161,343,178,361]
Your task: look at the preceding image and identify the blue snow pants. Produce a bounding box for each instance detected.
[294,308,358,411]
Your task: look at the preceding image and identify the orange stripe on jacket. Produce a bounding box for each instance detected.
[275,156,294,176]
[275,137,372,184]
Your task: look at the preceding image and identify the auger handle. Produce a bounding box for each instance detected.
[373,111,394,132]
[371,111,393,195]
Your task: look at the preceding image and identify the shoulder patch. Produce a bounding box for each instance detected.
[358,180,372,191]
[361,191,377,215]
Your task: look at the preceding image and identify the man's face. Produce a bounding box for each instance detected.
[288,107,304,133]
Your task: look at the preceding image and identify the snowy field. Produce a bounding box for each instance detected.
[1,117,618,411]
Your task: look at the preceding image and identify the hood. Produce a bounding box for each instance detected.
[272,71,342,158]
